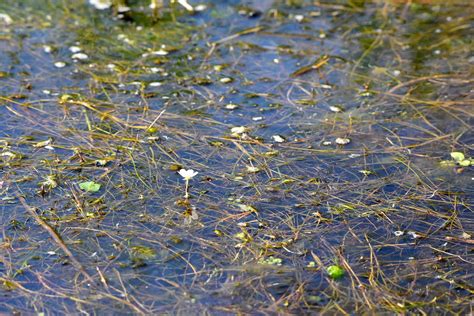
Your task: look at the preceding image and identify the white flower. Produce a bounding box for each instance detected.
[335,137,351,145]
[54,61,66,68]
[329,105,343,113]
[71,53,88,60]
[150,49,169,56]
[69,46,82,53]
[394,231,404,237]
[225,103,238,110]
[231,126,247,135]
[272,135,285,143]
[117,5,130,13]
[294,15,304,22]
[178,169,198,180]
[149,0,161,9]
[0,13,13,25]
[89,0,112,10]
[149,67,162,73]
[194,4,207,12]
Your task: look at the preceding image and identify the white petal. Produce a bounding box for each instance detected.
[89,0,112,10]
[231,126,247,134]
[71,53,88,60]
[272,135,285,143]
[0,13,13,25]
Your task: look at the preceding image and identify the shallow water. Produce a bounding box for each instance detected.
[0,0,473,314]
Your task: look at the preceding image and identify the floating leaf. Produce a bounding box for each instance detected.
[459,160,471,167]
[327,265,345,279]
[79,181,101,192]
[258,256,282,266]
[450,152,465,162]
[440,160,456,167]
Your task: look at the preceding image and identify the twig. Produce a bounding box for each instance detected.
[18,196,94,283]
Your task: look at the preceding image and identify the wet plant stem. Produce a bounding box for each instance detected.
[184,179,190,199]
